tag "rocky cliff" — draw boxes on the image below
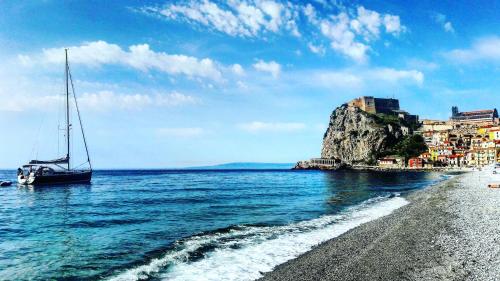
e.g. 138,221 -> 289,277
320,104 -> 410,165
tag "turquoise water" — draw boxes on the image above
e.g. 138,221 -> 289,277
0,170 -> 447,280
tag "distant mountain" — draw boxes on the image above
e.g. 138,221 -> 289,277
186,162 -> 294,170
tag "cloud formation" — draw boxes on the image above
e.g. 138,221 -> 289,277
231,63 -> 245,75
317,6 -> 404,62
307,43 -> 326,55
432,13 -> 455,33
0,90 -> 198,112
79,91 -> 199,110
253,59 -> 281,78
300,67 -> 424,90
143,1 -> 405,62
22,41 -> 223,81
445,36 -> 500,63
145,0 -> 300,38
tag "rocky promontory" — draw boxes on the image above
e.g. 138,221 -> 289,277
295,104 -> 412,169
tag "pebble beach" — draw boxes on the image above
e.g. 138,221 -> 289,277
261,169 -> 500,281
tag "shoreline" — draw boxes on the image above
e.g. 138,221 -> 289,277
293,164 -> 472,172
260,170 -> 500,281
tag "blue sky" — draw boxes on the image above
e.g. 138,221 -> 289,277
0,0 -> 499,168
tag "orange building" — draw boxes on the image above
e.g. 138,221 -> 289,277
408,157 -> 423,168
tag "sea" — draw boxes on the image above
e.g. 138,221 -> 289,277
0,169 -> 449,281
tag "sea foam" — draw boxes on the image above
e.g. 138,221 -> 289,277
108,196 -> 408,281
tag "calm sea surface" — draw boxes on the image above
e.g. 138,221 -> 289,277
0,169 -> 448,280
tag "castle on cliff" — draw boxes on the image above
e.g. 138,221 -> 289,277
347,96 -> 419,125
295,96 -> 500,170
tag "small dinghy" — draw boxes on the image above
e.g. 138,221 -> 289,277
0,181 -> 12,187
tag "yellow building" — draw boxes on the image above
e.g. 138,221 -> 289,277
428,146 -> 439,161
489,130 -> 500,141
478,127 -> 489,135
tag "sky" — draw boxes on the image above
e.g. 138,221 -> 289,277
0,0 -> 499,168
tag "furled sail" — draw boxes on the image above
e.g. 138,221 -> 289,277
29,157 -> 69,165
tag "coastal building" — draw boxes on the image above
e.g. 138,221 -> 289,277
477,125 -> 497,135
489,129 -> 500,141
421,120 -> 453,132
471,136 -> 486,149
408,157 -> 423,169
428,146 -> 439,161
418,152 -> 432,161
377,156 -> 404,168
450,106 -> 499,124
467,141 -> 497,166
448,154 -> 465,167
436,145 -> 453,157
434,132 -> 449,145
308,158 -> 341,167
437,155 -> 448,164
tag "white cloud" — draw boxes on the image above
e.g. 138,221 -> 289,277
307,43 -> 326,55
320,13 -> 369,62
355,6 -> 382,40
79,91 -> 199,110
317,6 -> 404,62
143,2 -> 405,62
238,121 -> 306,133
146,0 -> 300,38
383,14 -> 404,34
367,68 -> 424,85
303,3 -> 318,25
432,13 -> 454,33
0,90 -> 198,112
156,127 -> 205,137
443,22 -> 454,33
231,63 -> 245,75
25,41 -> 223,81
301,67 -> 424,90
253,59 -> 281,78
444,36 -> 500,63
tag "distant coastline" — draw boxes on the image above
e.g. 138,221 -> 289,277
185,162 -> 295,170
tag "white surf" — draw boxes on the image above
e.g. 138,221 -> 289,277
109,196 -> 409,281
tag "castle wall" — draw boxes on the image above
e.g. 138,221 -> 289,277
374,98 -> 400,114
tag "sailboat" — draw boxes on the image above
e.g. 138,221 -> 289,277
17,49 -> 92,185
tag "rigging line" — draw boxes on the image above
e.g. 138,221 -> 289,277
29,114 -> 46,163
73,161 -> 90,170
65,50 -> 70,171
68,64 -> 92,171
58,63 -> 65,156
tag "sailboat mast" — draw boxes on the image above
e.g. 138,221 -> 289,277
65,49 -> 70,170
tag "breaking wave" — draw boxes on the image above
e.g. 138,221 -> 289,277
108,196 -> 409,281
